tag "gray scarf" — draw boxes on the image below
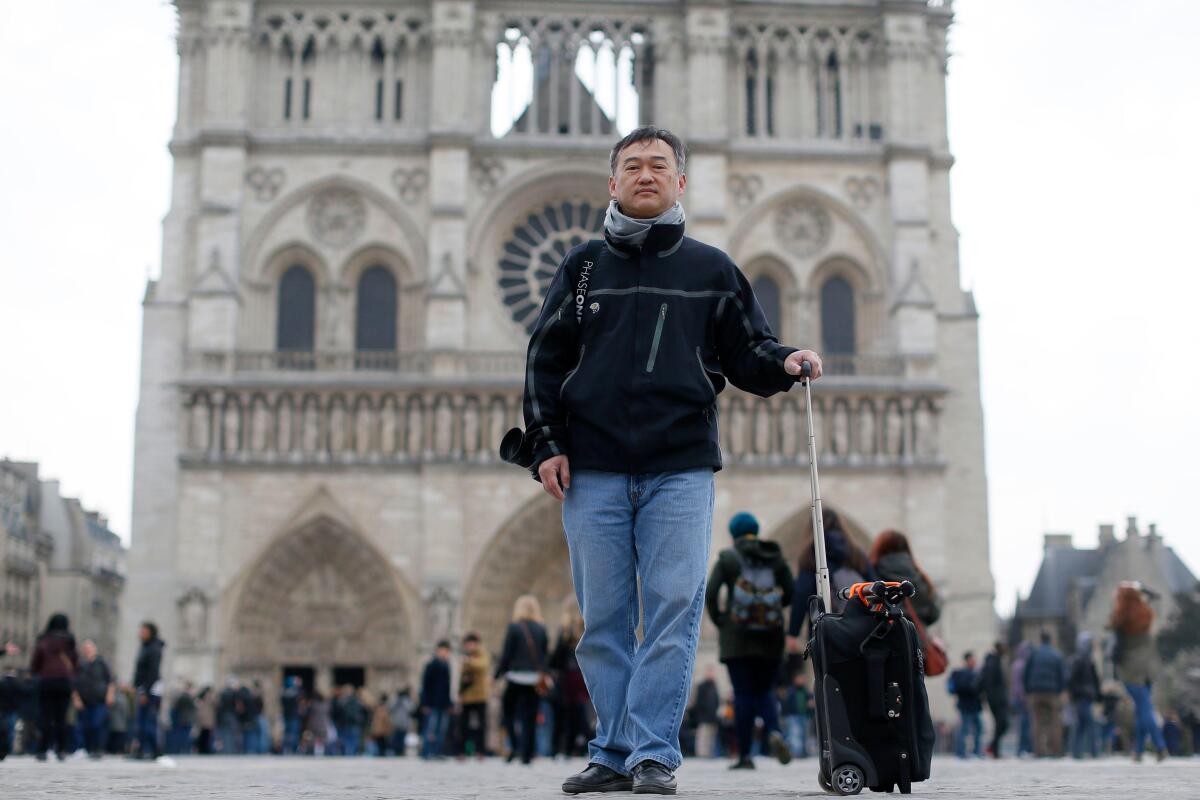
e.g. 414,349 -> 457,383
603,200 -> 686,248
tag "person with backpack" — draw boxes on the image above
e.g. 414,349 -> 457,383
705,512 -> 794,769
786,510 -> 876,648
947,651 -> 984,758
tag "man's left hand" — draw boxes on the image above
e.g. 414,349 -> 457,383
784,349 -> 824,380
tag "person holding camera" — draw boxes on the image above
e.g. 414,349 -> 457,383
508,126 -> 823,794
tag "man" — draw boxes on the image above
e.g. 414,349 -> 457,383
690,667 -> 720,759
979,641 -> 1008,758
1023,631 -> 1066,758
948,652 -> 984,759
784,672 -> 812,759
280,676 -> 302,755
217,678 -> 241,754
513,126 -> 823,795
458,633 -> 492,758
132,621 -> 164,759
73,639 -> 114,758
1067,632 -> 1101,759
168,679 -> 196,754
705,511 -> 794,769
419,641 -> 453,759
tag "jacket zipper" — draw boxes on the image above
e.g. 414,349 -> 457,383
695,346 -> 716,400
560,345 -> 587,399
645,303 -> 668,373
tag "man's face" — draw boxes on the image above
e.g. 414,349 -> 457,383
81,640 -> 97,661
463,639 -> 477,654
966,655 -> 977,670
437,646 -> 451,661
139,626 -> 150,643
608,138 -> 686,220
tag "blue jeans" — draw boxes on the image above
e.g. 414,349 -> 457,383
1124,682 -> 1167,755
956,710 -> 983,758
78,703 -> 109,754
786,714 -> 810,758
421,709 -> 449,758
1072,699 -> 1098,758
137,695 -> 160,757
283,717 -> 301,754
563,468 -> 714,773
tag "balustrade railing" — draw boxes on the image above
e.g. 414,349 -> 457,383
181,383 -> 944,469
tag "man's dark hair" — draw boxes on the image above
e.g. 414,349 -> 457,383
963,650 -> 974,662
463,632 -> 480,644
436,639 -> 452,650
609,126 -> 686,176
141,621 -> 158,640
1040,630 -> 1052,645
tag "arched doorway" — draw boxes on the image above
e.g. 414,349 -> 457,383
226,513 -> 414,696
764,505 -> 874,572
461,494 -> 575,654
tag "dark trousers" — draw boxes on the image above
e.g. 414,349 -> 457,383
79,702 -> 109,754
504,684 -> 539,764
726,657 -> 781,760
554,700 -> 589,757
196,728 -> 213,754
988,701 -> 1009,758
390,727 -> 408,756
460,702 -> 487,756
38,677 -> 73,756
137,694 -> 160,757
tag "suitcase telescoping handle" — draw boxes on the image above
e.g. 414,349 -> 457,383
800,360 -> 833,615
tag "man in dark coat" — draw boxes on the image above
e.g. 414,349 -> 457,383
73,639 -> 114,757
419,642 -> 452,759
132,622 -> 164,759
1067,632 -> 1101,759
979,641 -> 1009,758
690,668 -> 720,758
705,511 -> 794,769
1023,631 -> 1066,758
948,651 -> 984,758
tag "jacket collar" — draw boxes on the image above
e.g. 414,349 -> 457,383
603,220 -> 686,259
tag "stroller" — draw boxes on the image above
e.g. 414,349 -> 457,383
798,362 -> 935,795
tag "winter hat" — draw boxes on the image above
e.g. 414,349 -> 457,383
728,512 -> 759,539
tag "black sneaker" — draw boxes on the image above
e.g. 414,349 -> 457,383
631,760 -> 677,795
562,763 -> 634,794
728,757 -> 755,770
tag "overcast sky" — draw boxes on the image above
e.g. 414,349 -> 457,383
0,1 -> 1195,615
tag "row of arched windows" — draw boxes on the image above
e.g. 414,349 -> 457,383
752,274 -> 857,355
276,264 -> 857,357
277,265 -> 399,352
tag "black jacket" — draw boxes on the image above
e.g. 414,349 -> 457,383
75,657 -> 112,706
133,638 -> 164,693
705,537 -> 794,662
420,659 -> 452,710
979,652 -> 1008,709
521,223 -> 800,477
495,621 -> 549,678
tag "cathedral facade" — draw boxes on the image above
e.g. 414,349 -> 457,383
123,0 -> 990,708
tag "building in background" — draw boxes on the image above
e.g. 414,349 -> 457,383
1013,516 -> 1197,651
2,460 -> 126,667
124,0 -> 991,715
39,481 -> 126,661
0,460 -> 54,662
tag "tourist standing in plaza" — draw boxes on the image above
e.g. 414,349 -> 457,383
1110,583 -> 1168,762
1067,632 -> 1102,758
420,641 -> 453,759
690,667 -> 720,759
194,685 -> 216,754
549,598 -> 590,759
979,641 -> 1009,758
72,638 -> 114,758
458,633 -> 492,758
280,676 -> 302,754
389,687 -> 413,756
369,693 -> 394,756
1009,641 -> 1034,757
1023,631 -> 1066,758
132,622 -> 165,759
705,511 -> 794,770
948,651 -> 984,758
512,126 -> 822,794
30,613 -> 77,760
494,595 -> 549,766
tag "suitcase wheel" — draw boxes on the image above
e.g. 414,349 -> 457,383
831,764 -> 865,796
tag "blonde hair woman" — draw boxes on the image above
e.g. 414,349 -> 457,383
495,594 -> 550,764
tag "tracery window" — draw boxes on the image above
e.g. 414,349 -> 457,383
355,266 -> 398,351
820,276 -> 856,355
277,265 -> 316,352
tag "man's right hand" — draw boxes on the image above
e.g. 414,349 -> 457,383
538,455 -> 571,502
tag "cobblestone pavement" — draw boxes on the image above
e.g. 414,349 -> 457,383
1,754 -> 1196,799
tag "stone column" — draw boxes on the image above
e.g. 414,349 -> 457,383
684,4 -> 732,249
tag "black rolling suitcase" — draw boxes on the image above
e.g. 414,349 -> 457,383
798,363 -> 935,795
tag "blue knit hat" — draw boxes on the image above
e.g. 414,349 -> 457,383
728,512 -> 759,538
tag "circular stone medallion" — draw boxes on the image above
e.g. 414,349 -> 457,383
307,187 -> 367,248
774,200 -> 832,257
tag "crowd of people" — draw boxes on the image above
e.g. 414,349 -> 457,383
3,515 -> 1194,767
944,581 -> 1199,762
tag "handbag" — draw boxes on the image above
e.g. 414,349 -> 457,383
904,598 -> 948,677
519,623 -> 554,697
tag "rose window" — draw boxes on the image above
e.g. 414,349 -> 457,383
499,198 -> 607,333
